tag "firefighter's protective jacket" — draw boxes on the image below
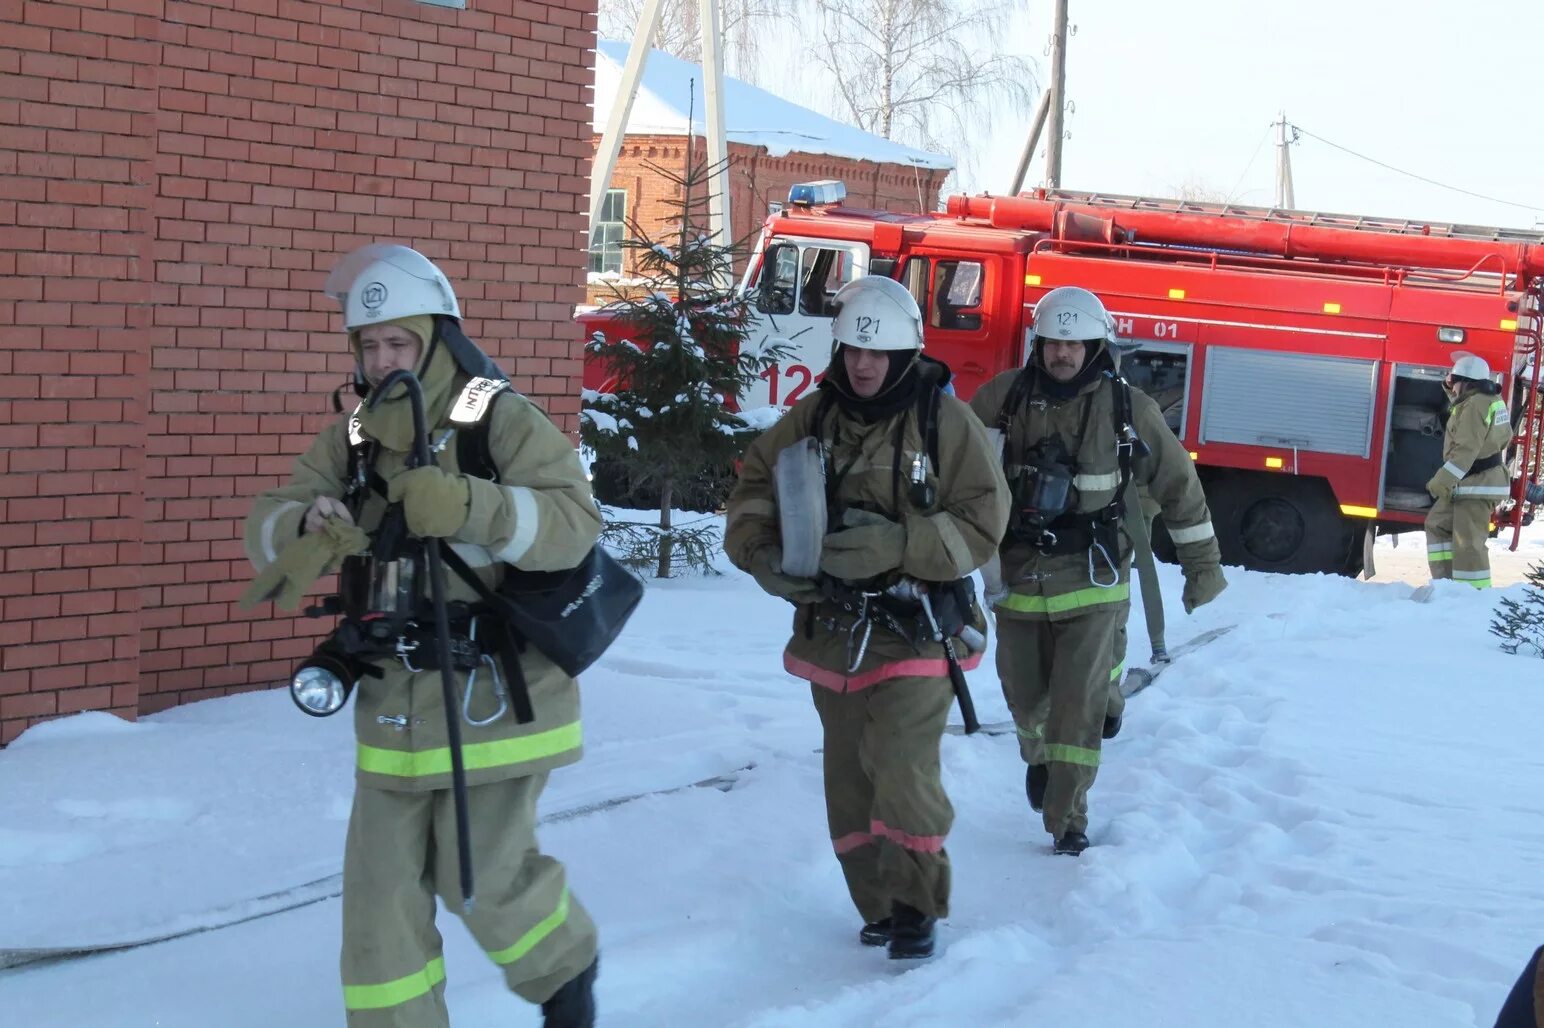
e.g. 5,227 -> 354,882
1428,391 -> 1512,501
244,380 -> 601,792
725,384 -> 1009,691
970,369 -> 1220,620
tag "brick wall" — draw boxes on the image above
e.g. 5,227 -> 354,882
0,0 -> 599,745
586,134 -> 950,303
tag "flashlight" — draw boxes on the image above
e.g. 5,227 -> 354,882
290,652 -> 358,717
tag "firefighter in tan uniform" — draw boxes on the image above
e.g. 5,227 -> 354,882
243,246 -> 600,1027
1426,353 -> 1513,587
970,286 -> 1224,855
725,276 -> 1009,960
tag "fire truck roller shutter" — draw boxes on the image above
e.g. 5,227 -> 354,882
1152,469 -> 1362,577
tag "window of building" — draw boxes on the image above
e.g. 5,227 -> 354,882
588,189 -> 626,275
417,0 -> 466,8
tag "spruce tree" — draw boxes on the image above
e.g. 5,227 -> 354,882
581,148 -> 789,578
1490,559 -> 1544,656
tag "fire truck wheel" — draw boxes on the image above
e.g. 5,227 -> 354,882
1217,473 -> 1358,576
1161,471 -> 1360,577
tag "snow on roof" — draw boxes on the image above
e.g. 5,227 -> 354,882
592,40 -> 954,172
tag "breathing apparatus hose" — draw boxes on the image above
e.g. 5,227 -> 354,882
370,369 -> 476,910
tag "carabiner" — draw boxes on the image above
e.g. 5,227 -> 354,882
1088,540 -> 1120,589
460,616 -> 509,727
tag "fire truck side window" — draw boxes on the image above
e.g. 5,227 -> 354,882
799,248 -> 854,317
755,244 -> 798,315
931,260 -> 984,331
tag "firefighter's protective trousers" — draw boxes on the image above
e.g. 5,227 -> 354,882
996,604 -> 1125,838
812,675 -> 955,922
340,772 -> 597,1027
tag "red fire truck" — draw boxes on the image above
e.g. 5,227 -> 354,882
582,182 -> 1544,576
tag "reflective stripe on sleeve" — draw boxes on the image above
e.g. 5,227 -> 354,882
343,957 -> 446,1012
492,485 -> 540,564
1167,520 -> 1216,545
1441,461 -> 1468,480
446,542 -> 497,568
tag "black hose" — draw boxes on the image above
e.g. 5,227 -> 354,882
370,369 -> 476,909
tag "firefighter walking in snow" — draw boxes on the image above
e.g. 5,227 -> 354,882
1426,353 -> 1513,587
725,276 -> 1009,959
243,245 -> 600,1027
970,286 -> 1224,856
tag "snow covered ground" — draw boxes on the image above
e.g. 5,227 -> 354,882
3,524 -> 1542,1027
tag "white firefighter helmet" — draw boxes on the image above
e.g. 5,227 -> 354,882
1449,353 -> 1493,382
324,243 -> 460,330
831,276 -> 924,351
1031,285 -> 1116,343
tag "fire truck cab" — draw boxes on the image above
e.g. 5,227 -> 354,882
732,182 -> 1544,577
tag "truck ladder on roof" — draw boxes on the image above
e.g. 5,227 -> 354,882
1038,189 -> 1544,247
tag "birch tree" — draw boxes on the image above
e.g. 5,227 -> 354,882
813,0 -> 1035,170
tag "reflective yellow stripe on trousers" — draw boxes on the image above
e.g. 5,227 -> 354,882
996,581 -> 1131,615
357,722 -> 583,779
488,888 -> 570,965
344,957 -> 446,1012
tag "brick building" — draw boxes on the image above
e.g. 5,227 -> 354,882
585,40 -> 952,303
0,0 -> 597,745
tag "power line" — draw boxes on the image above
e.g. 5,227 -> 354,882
1292,123 -> 1544,217
1227,123 -> 1273,202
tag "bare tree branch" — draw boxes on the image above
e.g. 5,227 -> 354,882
598,0 -> 798,83
813,0 -> 1036,179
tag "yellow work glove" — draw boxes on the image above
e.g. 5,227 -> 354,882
818,518 -> 906,583
750,549 -> 825,606
1426,466 -> 1460,502
1181,564 -> 1227,614
241,517 -> 370,611
387,466 -> 471,539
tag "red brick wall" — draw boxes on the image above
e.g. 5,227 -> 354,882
586,134 -> 950,302
0,0 -> 598,745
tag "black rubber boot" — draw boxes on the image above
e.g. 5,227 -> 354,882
1053,830 -> 1089,856
886,902 -> 936,960
1102,712 -> 1123,739
541,955 -> 598,1028
859,917 -> 891,947
1026,764 -> 1048,813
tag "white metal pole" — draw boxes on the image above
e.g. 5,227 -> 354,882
698,0 -> 731,260
589,0 -> 668,237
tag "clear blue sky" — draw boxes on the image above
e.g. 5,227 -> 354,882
962,0 -> 1544,228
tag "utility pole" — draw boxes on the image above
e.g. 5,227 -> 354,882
1044,0 -> 1069,189
1273,112 -> 1297,209
1009,90 -> 1053,195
